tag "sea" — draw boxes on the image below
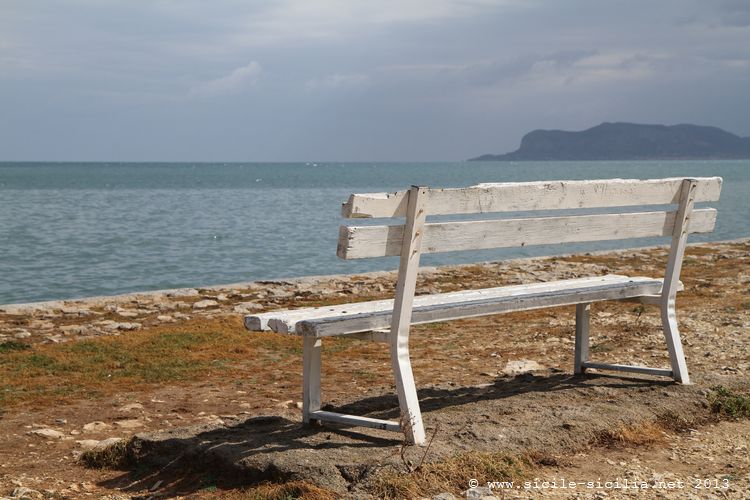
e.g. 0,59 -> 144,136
0,161 -> 748,305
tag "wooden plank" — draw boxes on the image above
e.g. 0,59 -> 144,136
388,186 -> 428,445
302,337 -> 322,423
660,178 -> 697,384
574,303 -> 590,374
581,362 -> 673,378
246,275 -> 648,334
338,208 -> 718,259
297,276 -> 667,337
308,410 -> 401,432
341,177 -> 723,218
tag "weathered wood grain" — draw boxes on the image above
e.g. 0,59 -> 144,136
295,276 -> 667,337
245,275 -> 660,334
338,208 -> 717,259
341,177 -> 722,218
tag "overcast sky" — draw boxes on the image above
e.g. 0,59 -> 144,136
1,0 -> 749,161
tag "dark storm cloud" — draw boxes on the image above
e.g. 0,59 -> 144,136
0,0 -> 748,161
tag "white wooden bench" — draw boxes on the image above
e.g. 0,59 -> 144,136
245,177 -> 722,445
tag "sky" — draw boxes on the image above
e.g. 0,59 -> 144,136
1,0 -> 749,162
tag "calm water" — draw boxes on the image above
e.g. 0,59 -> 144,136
0,161 -> 748,305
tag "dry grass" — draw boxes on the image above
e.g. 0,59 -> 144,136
372,452 -> 530,498
222,481 -> 336,500
0,317 -> 300,409
592,421 -> 666,448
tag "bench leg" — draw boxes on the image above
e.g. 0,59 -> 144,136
303,337 -> 322,423
661,298 -> 690,384
574,303 -> 591,374
390,336 -> 426,446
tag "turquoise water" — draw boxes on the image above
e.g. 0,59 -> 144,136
0,161 -> 747,305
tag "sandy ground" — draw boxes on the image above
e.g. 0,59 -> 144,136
0,240 -> 748,499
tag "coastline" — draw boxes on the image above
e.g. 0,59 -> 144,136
1,237 -> 747,345
4,236 -> 748,313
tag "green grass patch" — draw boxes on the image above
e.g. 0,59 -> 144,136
0,341 -> 31,354
709,386 -> 750,419
0,325 -> 257,408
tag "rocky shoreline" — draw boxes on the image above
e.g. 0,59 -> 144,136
3,238 -> 747,347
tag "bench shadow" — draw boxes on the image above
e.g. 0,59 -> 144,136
97,372 -> 671,495
333,371 -> 673,420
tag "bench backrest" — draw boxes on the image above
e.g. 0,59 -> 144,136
337,177 -> 722,259
337,177 -> 721,335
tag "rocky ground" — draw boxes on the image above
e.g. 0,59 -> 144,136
0,240 -> 748,499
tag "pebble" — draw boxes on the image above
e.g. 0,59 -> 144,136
114,419 -> 143,429
76,439 -> 103,450
233,302 -> 264,313
100,321 -> 141,331
433,493 -> 458,500
193,299 -> 219,309
502,359 -> 544,376
462,486 -> 495,499
28,428 -> 64,439
13,330 -> 31,339
97,437 -> 125,448
59,324 -> 86,335
82,421 -> 111,433
10,487 -> 43,499
119,402 -> 144,411
116,309 -> 140,318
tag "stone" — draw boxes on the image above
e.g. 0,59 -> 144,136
96,437 -> 125,448
60,305 -> 94,317
10,487 -> 43,499
233,302 -> 264,313
27,320 -> 54,330
462,486 -> 495,499
28,428 -> 64,439
114,419 -> 143,429
502,359 -> 544,376
156,315 -> 174,322
59,324 -> 86,335
83,421 -> 111,433
101,322 -> 141,332
116,309 -> 140,318
433,493 -> 458,500
119,403 -> 144,412
13,330 -> 31,339
76,439 -> 103,450
166,288 -> 200,298
193,300 -> 219,309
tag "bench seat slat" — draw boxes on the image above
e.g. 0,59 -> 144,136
245,275 -> 676,337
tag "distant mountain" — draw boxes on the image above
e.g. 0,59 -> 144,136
470,122 -> 750,161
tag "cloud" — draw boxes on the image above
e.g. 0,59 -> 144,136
305,73 -> 370,90
189,61 -> 263,96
